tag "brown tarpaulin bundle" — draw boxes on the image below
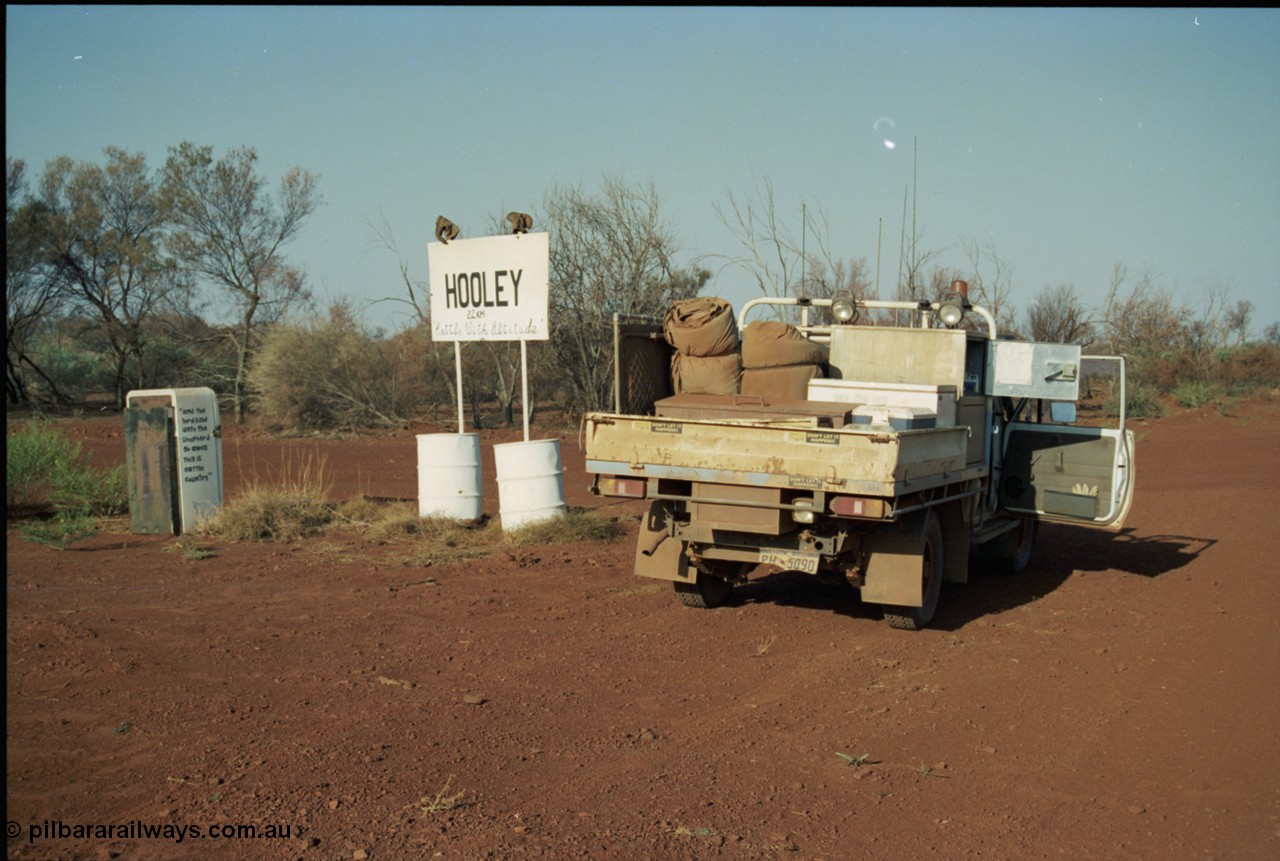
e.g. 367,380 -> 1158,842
665,297 -> 742,395
671,353 -> 743,396
663,297 -> 740,358
740,364 -> 825,400
741,320 -> 829,369
738,320 -> 826,399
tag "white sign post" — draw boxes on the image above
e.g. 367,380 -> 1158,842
428,232 -> 549,440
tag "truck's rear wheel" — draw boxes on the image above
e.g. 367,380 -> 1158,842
883,512 -> 943,630
673,571 -> 733,609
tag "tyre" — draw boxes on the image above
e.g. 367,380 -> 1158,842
998,518 -> 1036,575
977,518 -> 1037,575
673,570 -> 733,609
883,511 -> 944,631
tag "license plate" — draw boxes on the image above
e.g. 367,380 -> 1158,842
759,549 -> 821,574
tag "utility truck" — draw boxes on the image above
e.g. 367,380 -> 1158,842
584,287 -> 1135,629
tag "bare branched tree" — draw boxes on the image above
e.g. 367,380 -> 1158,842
1025,283 -> 1095,346
1225,299 -> 1254,346
1184,280 -> 1235,376
1098,262 -> 1202,386
161,142 -> 321,421
366,213 -> 460,418
715,175 -> 880,328
960,239 -> 1018,337
544,175 -> 707,414
713,175 -> 802,299
800,255 -> 875,324
1100,264 -> 1185,353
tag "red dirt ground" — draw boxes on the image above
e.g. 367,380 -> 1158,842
7,401 -> 1280,860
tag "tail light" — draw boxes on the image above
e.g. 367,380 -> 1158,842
597,477 -> 647,499
830,495 -> 886,519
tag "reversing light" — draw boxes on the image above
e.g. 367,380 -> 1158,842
792,498 -> 816,524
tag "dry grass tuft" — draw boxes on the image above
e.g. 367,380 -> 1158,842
330,496 -> 386,526
196,462 -> 627,568
198,453 -> 335,541
419,775 -> 467,814
503,508 -> 626,546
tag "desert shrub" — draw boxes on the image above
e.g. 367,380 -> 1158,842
249,302 -> 433,431
1211,343 -> 1280,392
6,421 -> 127,514
1132,349 -> 1200,393
8,420 -> 127,549
18,509 -> 102,550
392,508 -> 623,566
1172,381 -> 1222,409
1105,381 -> 1166,419
6,421 -> 69,509
199,487 -> 334,542
332,512 -> 503,566
330,496 -> 387,527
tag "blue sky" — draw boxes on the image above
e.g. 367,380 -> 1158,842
7,7 -> 1280,337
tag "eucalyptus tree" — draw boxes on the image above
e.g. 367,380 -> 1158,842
5,158 -> 64,405
33,148 -> 187,408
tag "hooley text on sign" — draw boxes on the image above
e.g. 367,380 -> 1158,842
428,233 -> 549,342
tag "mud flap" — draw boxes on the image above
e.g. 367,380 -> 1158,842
860,516 -> 928,607
634,502 -> 692,583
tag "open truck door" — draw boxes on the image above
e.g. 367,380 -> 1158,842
1000,355 -> 1136,529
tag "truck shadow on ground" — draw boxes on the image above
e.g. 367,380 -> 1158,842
935,523 -> 1217,631
731,524 -> 1218,630
735,570 -> 871,620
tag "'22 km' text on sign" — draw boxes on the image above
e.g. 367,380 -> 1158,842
427,232 -> 549,342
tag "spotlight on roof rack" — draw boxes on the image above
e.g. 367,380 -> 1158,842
939,280 -> 969,328
831,291 -> 857,324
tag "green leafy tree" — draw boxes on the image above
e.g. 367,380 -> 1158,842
35,148 -> 187,408
161,142 -> 321,422
6,158 -> 66,405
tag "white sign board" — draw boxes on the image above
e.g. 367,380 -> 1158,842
428,232 -> 549,342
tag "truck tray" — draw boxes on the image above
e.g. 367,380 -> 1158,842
585,412 -> 973,497
654,393 -> 854,427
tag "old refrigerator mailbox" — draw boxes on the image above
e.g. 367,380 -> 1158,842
124,388 -> 223,534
